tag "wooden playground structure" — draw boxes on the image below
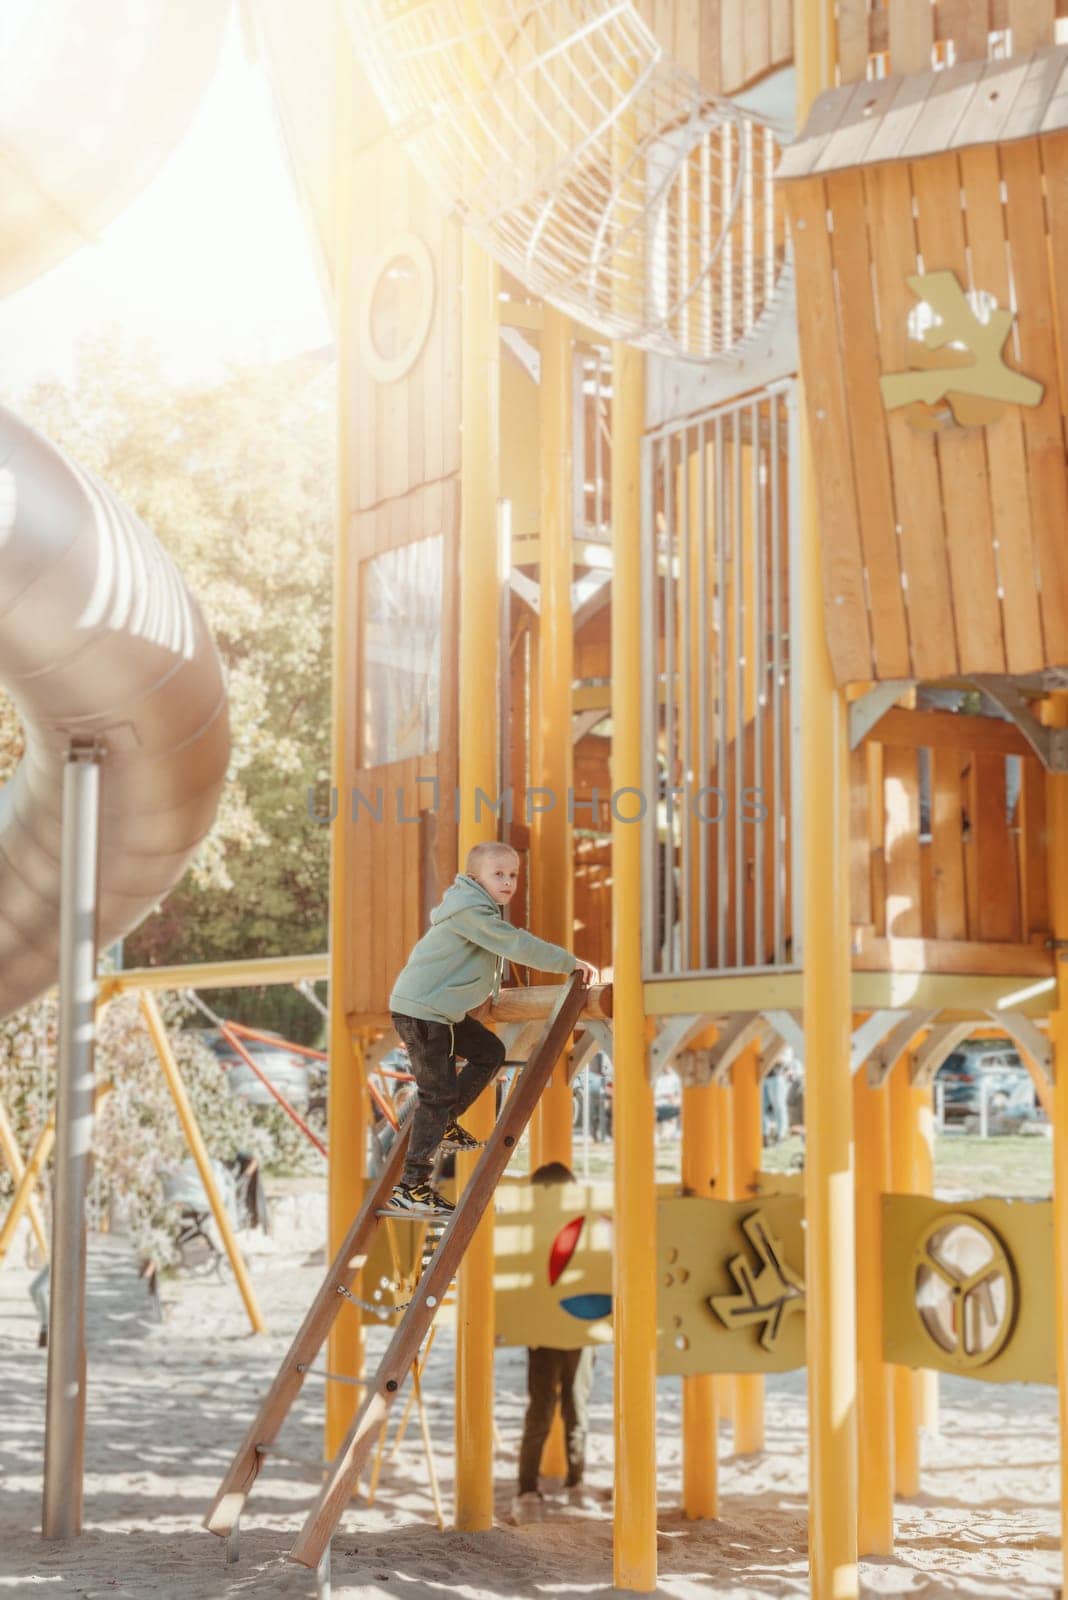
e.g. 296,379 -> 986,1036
7,1 -> 1068,1597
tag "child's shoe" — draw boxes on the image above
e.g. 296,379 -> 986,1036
511,1490 -> 545,1525
385,1182 -> 455,1217
438,1120 -> 486,1153
565,1484 -> 599,1511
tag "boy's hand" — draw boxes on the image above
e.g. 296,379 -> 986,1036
572,960 -> 599,986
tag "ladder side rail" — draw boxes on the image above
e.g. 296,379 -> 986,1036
204,1110 -> 415,1537
289,974 -> 590,1569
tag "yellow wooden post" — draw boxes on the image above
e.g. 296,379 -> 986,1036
454,226 -> 501,1532
853,1066 -> 894,1554
139,991 -> 265,1335
732,1045 -> 765,1454
715,1078 -> 735,1426
531,302 -> 575,1172
795,1 -> 858,1591
681,1075 -> 718,1518
0,1116 -> 55,1270
0,1083 -> 112,1271
888,1055 -> 920,1498
1045,692 -> 1068,1578
326,24 -> 366,1457
0,1097 -> 49,1260
611,336 -> 657,1591
912,1080 -> 939,1438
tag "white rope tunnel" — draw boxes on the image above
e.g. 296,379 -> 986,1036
348,0 -> 791,362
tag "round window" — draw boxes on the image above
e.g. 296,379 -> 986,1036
359,232 -> 435,384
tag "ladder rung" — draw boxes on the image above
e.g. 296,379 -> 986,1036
375,1208 -> 451,1221
256,1444 -> 327,1473
297,1366 -> 368,1389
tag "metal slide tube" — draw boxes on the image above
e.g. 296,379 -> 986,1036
42,746 -> 101,1539
0,406 -> 229,1020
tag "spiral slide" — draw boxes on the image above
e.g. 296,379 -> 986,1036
0,408 -> 230,1018
0,0 -> 234,1017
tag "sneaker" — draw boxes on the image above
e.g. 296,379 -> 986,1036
384,1182 -> 455,1218
438,1120 -> 486,1153
511,1491 -> 545,1525
565,1485 -> 599,1511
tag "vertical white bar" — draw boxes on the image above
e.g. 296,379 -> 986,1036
715,415 -> 728,967
697,421 -> 710,971
640,434 -> 658,978
43,747 -> 101,1540
663,434 -> 676,972
787,383 -> 804,965
770,392 -> 784,966
733,409 -> 745,966
701,133 -> 713,355
679,426 -> 692,970
752,399 -> 765,969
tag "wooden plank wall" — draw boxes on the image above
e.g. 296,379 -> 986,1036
850,709 -> 1052,973
783,57 -> 1068,682
343,122 -> 462,1019
838,0 -> 1062,82
633,0 -> 792,95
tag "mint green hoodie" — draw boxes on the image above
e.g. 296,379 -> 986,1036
389,874 -> 576,1025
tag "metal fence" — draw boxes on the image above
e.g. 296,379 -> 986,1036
641,385 -> 801,978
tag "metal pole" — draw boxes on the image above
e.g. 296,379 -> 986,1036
43,744 -> 101,1539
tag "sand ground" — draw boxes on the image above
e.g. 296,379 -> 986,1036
0,1188 -> 1060,1599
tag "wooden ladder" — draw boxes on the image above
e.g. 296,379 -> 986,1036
204,973 -> 591,1582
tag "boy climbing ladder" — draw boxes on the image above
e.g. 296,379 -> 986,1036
204,970 -> 598,1582
386,841 -> 597,1216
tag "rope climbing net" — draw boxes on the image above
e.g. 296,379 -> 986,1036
347,0 -> 790,361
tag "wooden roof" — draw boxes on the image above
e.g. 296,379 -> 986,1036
778,43 -> 1068,179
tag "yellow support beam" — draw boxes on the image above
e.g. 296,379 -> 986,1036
796,0 -> 858,1591
531,302 -> 576,1175
611,335 -> 657,1592
681,1075 -> 718,1519
326,20 -> 365,1456
854,1068 -> 894,1554
99,952 -> 328,1000
139,992 -> 265,1335
644,971 -> 1054,1020
1045,692 -> 1068,1580
888,1056 -> 921,1498
454,223 -> 501,1531
0,1082 -> 114,1272
731,1046 -> 765,1454
0,1095 -> 49,1261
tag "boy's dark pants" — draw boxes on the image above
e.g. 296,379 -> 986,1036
518,1347 -> 594,1494
391,1012 -> 505,1185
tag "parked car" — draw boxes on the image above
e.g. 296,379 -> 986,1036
935,1044 -> 1035,1127
192,1027 -> 319,1111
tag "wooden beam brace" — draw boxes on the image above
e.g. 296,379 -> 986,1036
849,1010 -> 907,1073
703,1014 -> 766,1084
865,1009 -> 939,1087
848,681 -> 913,749
912,1021 -> 975,1086
970,676 -> 1068,772
647,1014 -> 707,1080
760,1009 -> 806,1062
984,1008 -> 1053,1087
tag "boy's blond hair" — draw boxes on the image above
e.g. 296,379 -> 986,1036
465,840 -> 519,876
